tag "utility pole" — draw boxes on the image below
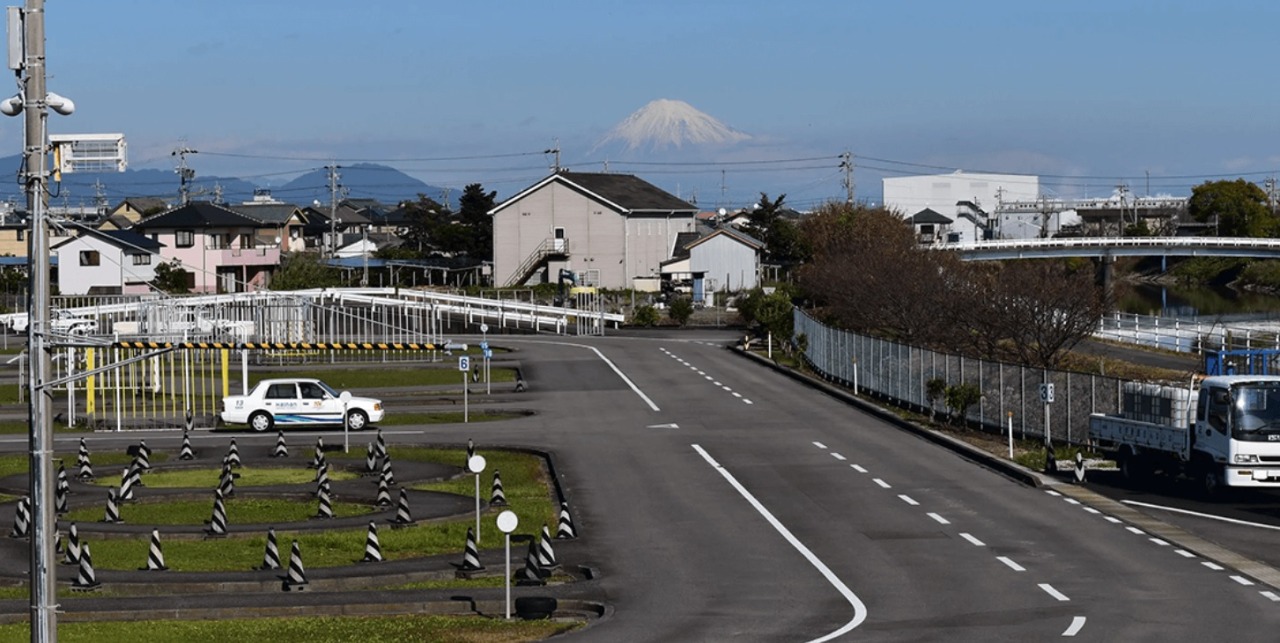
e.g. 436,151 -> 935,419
326,164 -> 341,257
840,151 -> 855,205
16,2 -> 57,639
173,145 -> 197,204
1265,176 -> 1277,214
543,140 -> 561,173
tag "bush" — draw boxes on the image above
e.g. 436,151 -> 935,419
944,383 -> 982,425
632,305 -> 659,327
669,297 -> 694,326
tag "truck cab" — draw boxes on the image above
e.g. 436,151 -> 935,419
1201,376 -> 1280,488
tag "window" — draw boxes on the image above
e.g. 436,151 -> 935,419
175,230 -> 194,248
265,384 -> 297,400
131,254 -> 151,266
240,233 -> 254,249
79,250 -> 100,266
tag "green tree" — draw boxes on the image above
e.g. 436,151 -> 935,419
632,304 -> 659,327
398,195 -> 451,256
269,252 -> 343,290
456,183 -> 496,260
669,297 -> 694,326
1188,179 -> 1273,237
151,261 -> 190,294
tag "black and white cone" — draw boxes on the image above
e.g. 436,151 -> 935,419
62,523 -> 80,565
490,469 -> 507,506
9,495 -> 30,538
360,521 -> 383,563
375,429 -> 387,461
218,463 -> 236,498
72,541 -> 101,591
205,489 -> 228,536
310,437 -> 324,469
102,488 -> 121,524
179,431 -> 195,460
514,540 -> 545,585
381,454 -> 395,487
76,438 -> 93,480
537,523 -> 559,570
226,439 -> 242,469
458,527 -> 484,571
391,488 -> 412,526
129,457 -> 145,489
465,438 -> 475,466
556,501 -> 577,540
258,527 -> 282,570
375,473 -> 392,507
119,465 -> 138,501
136,440 -> 152,471
143,529 -> 168,571
185,408 -> 194,433
1074,452 -> 1086,484
314,462 -> 330,495
55,480 -> 68,515
281,540 -> 307,591
271,430 -> 288,458
315,484 -> 333,519
364,441 -> 378,475
57,461 -> 71,496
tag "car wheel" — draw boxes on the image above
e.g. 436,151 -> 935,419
346,409 -> 369,431
249,411 -> 274,433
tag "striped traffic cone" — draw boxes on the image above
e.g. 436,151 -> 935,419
281,540 -> 307,591
310,437 -> 324,469
218,463 -> 236,498
556,501 -> 577,540
179,430 -> 195,460
205,489 -> 227,536
55,480 -> 67,515
57,461 -> 70,495
136,440 -> 152,471
62,522 -> 80,565
102,488 -> 121,524
465,438 -> 475,466
364,441 -> 378,476
119,467 -> 136,502
375,473 -> 392,507
226,439 -> 241,469
1074,451 -> 1087,484
258,527 -> 281,570
359,521 -> 383,563
76,438 -> 93,480
54,529 -> 62,555
537,523 -> 559,571
514,540 -> 545,586
375,429 -> 387,461
390,488 -> 412,526
314,484 -> 333,519
490,470 -> 507,506
185,408 -> 194,433
457,527 -> 484,571
130,457 -> 145,488
381,454 -> 395,487
8,496 -> 30,538
72,541 -> 101,591
142,529 -> 168,571
314,462 -> 330,496
271,430 -> 288,458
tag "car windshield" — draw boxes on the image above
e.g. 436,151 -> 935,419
314,381 -> 340,398
1231,383 -> 1280,439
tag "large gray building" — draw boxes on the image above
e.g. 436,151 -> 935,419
489,172 -> 698,289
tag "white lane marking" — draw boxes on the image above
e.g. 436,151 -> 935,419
851,464 -> 868,473
1044,490 -> 1062,497
1261,591 -> 1280,602
1082,507 -> 1100,514
1062,616 -> 1086,637
959,532 -> 985,547
1063,498 -> 1081,505
1122,499 -> 1280,531
1202,561 -> 1224,571
1149,538 -> 1170,546
813,441 -> 828,450
1231,575 -> 1255,586
873,478 -> 891,489
1175,549 -> 1196,558
898,494 -> 918,506
1104,516 -> 1122,524
831,453 -> 847,461
721,386 -> 733,392
1125,527 -> 1145,535
587,345 -> 659,411
996,556 -> 1025,572
927,512 -> 950,525
704,376 -> 714,381
692,444 -> 867,641
744,399 -> 754,405
1039,583 -> 1070,602
713,381 -> 722,386
697,371 -> 705,375
732,392 -> 742,398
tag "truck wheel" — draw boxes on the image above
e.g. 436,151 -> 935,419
1119,452 -> 1147,483
249,411 -> 274,433
1199,465 -> 1222,499
346,409 -> 369,431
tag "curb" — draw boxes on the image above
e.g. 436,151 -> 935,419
732,347 -> 1054,488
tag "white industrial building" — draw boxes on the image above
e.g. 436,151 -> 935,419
883,171 -> 1040,242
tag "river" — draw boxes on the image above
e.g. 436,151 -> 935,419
1114,283 -> 1280,322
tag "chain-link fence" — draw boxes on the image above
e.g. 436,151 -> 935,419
795,308 -> 1132,445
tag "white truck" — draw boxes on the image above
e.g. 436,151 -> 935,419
1089,375 -> 1280,495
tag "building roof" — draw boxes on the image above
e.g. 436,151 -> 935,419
112,197 -> 170,215
910,208 -> 953,225
225,203 -> 303,225
684,226 -> 765,252
490,171 -> 698,216
133,201 -> 275,230
53,227 -> 163,253
670,231 -> 701,261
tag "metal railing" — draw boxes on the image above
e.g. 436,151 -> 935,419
1094,311 -> 1280,354
505,237 -> 568,287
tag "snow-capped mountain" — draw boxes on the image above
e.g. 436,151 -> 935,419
591,99 -> 750,153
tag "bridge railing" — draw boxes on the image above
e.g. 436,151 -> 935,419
795,308 -> 1131,447
1094,311 -> 1280,355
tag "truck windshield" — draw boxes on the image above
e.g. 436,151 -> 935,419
1231,383 -> 1280,440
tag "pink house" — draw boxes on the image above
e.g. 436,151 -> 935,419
132,201 -> 281,293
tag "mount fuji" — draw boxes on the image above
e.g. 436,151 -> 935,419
590,99 -> 750,154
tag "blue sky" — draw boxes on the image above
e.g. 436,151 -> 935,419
23,0 -> 1280,208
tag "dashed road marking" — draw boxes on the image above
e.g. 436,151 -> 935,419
851,464 -> 867,473
1063,498 -> 1080,505
1261,591 -> 1280,602
732,392 -> 742,398
898,494 -> 918,506
1082,507 -> 1100,514
996,556 -> 1025,572
1125,526 -> 1145,535
1062,616 -> 1086,637
926,512 -> 950,525
1039,583 -> 1070,602
872,478 -> 891,489
744,399 -> 754,405
1149,538 -> 1170,547
1104,516 -> 1122,524
959,532 -> 985,547
1175,549 -> 1196,558
1230,575 -> 1255,586
831,453 -> 847,461
1044,490 -> 1062,497
1203,561 -> 1224,571
813,442 -> 828,450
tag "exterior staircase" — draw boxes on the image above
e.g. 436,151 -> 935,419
505,237 -> 569,286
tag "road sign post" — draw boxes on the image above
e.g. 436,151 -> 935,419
340,391 -> 352,454
1040,382 -> 1055,473
496,510 -> 518,620
459,356 -> 470,423
468,454 -> 486,546
480,323 -> 491,396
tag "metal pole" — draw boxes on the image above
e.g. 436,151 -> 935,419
22,2 -> 57,639
505,532 -> 512,619
474,472 -> 481,546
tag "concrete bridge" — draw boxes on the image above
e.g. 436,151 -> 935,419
935,236 -> 1280,261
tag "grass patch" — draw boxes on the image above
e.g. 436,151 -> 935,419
62,496 -> 376,528
0,451 -> 163,480
406,447 -> 558,530
0,615 -> 578,642
251,367 -> 516,390
85,465 -> 359,489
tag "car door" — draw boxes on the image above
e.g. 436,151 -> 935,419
263,382 -> 302,422
299,381 -> 340,424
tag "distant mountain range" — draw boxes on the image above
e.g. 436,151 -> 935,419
590,98 -> 751,155
0,156 -> 458,211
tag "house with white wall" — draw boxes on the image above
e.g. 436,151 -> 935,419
883,171 -> 1039,242
131,201 -> 281,293
53,228 -> 162,295
687,227 -> 763,295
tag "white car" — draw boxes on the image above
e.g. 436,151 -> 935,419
220,378 -> 384,432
